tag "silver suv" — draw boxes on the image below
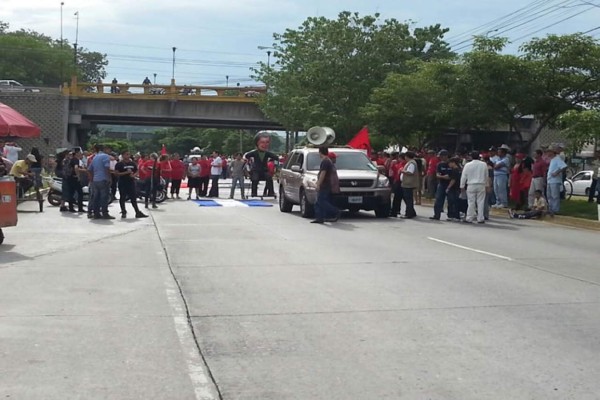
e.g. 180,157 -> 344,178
278,147 -> 391,218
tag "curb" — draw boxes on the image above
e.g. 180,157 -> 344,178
419,198 -> 600,232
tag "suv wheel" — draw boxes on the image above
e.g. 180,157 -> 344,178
279,186 -> 293,213
299,189 -> 314,218
374,203 -> 391,218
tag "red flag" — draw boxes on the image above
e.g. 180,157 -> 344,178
347,126 -> 372,155
160,144 -> 167,155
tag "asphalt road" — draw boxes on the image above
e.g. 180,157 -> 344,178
1,191 -> 599,400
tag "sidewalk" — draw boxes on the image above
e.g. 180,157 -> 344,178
0,202 -> 208,399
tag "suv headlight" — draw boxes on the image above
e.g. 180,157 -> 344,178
376,176 -> 389,187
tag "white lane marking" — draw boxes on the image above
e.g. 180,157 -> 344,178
160,268 -> 219,400
427,237 -> 513,261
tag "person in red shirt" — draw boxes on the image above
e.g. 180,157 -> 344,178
198,155 -> 211,197
390,153 -> 407,217
159,154 -> 172,198
141,153 -> 161,209
425,150 -> 439,199
169,153 -> 185,199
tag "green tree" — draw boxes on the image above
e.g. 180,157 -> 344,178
253,12 -> 453,140
558,109 -> 600,152
361,61 -> 452,146
519,34 -> 600,148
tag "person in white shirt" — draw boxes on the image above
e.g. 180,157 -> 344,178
208,151 -> 223,198
3,141 -> 22,163
460,151 -> 490,224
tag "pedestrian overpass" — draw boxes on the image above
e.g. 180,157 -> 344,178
63,77 -> 281,135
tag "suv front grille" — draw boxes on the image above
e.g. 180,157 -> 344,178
339,179 -> 374,188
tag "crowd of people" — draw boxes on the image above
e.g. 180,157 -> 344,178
3,135 -> 599,225
374,143 -> 597,223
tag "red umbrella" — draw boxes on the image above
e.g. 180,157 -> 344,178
0,102 -> 41,138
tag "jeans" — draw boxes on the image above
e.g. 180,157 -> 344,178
144,177 -> 158,206
67,177 -> 83,209
91,180 -> 110,216
426,175 -> 437,198
447,190 -> 460,219
315,188 -> 339,221
433,184 -> 447,218
466,184 -> 486,222
402,186 -> 416,217
31,167 -> 42,189
547,183 -> 561,214
230,176 -> 245,198
263,176 -> 275,197
493,174 -> 508,206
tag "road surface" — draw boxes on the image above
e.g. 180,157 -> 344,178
1,193 -> 599,399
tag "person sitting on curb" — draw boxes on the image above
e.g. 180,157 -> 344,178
509,190 -> 547,219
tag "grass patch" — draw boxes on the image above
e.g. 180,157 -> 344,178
560,199 -> 599,220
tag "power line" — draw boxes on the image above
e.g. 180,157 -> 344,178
510,6 -> 596,42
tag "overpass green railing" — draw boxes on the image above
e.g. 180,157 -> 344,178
62,76 -> 265,103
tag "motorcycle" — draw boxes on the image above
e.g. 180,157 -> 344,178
46,177 -> 115,206
47,177 -> 90,206
134,177 -> 167,204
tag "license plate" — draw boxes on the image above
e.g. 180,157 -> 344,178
348,196 -> 363,204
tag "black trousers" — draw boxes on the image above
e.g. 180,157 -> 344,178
67,177 -> 84,209
262,176 -> 275,197
119,182 -> 141,214
391,182 -> 404,216
144,178 -> 158,206
171,179 -> 182,195
199,177 -> 210,196
403,187 -> 416,217
208,175 -> 219,197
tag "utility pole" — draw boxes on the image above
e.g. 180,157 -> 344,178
73,11 -> 79,70
171,47 -> 177,84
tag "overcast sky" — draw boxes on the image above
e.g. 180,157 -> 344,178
2,0 -> 599,87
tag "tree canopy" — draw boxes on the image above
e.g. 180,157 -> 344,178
361,33 -> 600,149
253,12 -> 453,141
0,21 -> 108,86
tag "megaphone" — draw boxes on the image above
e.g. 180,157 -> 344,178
306,126 -> 336,146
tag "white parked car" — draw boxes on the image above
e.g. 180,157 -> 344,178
564,170 -> 595,196
0,80 -> 41,93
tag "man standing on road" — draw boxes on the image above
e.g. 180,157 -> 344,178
430,150 -> 450,220
87,144 -> 115,220
115,150 -> 147,219
400,151 -> 418,219
208,151 -> 222,198
460,151 -> 489,224
546,146 -> 567,215
529,149 -> 548,208
311,146 -> 340,224
491,146 -> 510,208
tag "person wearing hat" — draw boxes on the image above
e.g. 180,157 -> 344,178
546,146 -> 567,215
9,153 -> 37,195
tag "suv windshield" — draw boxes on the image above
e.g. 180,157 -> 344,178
306,152 -> 377,171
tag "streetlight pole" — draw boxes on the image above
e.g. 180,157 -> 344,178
267,51 -> 271,69
73,11 -> 79,70
226,75 -> 229,87
153,73 -> 156,84
171,47 -> 177,84
60,2 -> 64,47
